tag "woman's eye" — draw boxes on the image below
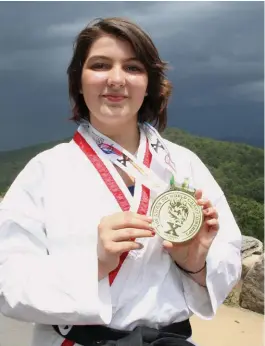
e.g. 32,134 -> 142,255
89,63 -> 144,73
126,65 -> 142,72
91,63 -> 108,70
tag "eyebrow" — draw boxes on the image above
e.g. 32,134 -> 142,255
87,55 -> 141,63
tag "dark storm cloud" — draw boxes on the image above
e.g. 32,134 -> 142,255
0,1 -> 263,150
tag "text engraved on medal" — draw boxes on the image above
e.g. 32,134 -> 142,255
151,190 -> 203,243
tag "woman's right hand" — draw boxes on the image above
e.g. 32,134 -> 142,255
97,211 -> 155,280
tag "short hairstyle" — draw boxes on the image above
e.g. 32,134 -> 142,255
67,17 -> 172,132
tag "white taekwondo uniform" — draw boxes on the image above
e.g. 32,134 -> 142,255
0,123 -> 242,346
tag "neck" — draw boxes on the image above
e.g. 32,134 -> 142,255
90,117 -> 140,154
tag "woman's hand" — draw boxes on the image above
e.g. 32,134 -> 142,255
163,189 -> 219,275
97,211 -> 154,280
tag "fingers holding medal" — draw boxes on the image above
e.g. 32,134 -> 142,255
97,211 -> 154,277
196,191 -> 219,234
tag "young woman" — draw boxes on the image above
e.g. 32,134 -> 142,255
0,18 -> 242,346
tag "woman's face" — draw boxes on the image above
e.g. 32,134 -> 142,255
80,34 -> 148,127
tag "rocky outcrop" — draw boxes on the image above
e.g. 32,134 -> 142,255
239,254 -> 264,314
242,254 -> 260,279
224,235 -> 264,314
241,236 -> 263,259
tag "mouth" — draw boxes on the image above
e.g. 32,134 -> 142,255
102,94 -> 128,102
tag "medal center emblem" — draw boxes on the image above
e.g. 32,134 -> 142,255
150,189 -> 203,243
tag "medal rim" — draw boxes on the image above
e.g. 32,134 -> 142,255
150,187 -> 203,243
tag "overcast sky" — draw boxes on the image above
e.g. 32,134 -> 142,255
0,1 -> 263,151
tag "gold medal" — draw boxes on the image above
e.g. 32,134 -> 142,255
150,179 -> 203,243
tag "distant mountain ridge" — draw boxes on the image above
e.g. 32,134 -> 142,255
167,103 -> 264,150
0,127 -> 263,241
217,136 -> 264,149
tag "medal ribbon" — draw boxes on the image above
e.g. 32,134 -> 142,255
86,123 -> 169,192
142,122 -> 177,177
73,130 -> 152,285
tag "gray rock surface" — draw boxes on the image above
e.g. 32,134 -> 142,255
241,235 -> 263,259
241,254 -> 260,279
240,253 -> 264,314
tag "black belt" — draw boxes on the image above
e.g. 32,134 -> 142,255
53,319 -> 193,346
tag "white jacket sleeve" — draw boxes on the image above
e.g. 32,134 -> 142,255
0,157 -> 112,325
179,151 -> 242,319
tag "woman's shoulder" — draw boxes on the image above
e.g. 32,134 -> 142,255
12,141 -> 76,184
29,140 -> 75,166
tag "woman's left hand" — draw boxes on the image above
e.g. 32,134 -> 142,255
163,189 -> 219,273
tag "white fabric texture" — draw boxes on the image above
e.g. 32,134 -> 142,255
0,131 -> 242,346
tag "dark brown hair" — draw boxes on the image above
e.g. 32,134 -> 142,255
67,17 -> 172,132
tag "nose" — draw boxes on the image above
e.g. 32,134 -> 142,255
107,65 -> 125,88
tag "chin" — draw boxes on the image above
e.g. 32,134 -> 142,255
99,108 -> 136,124
90,105 -> 138,129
